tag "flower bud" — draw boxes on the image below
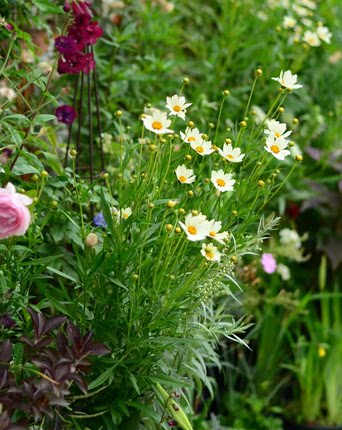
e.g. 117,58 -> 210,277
51,200 -> 58,208
296,154 -> 303,162
223,89 -> 230,96
185,154 -> 192,161
149,144 -> 157,151
148,202 -> 155,209
188,121 -> 195,128
187,190 -> 194,197
192,210 -> 198,216
231,255 -> 238,263
175,227 -> 181,234
31,174 -> 39,182
232,210 -> 238,216
255,68 -> 263,76
258,180 -> 265,187
293,118 -> 299,125
167,200 -> 177,208
278,107 -> 285,113
86,233 -> 98,248
225,138 -> 232,144
102,172 -> 109,179
41,170 -> 48,178
183,77 -> 190,84
178,208 -> 185,214
69,149 -> 77,157
240,120 -> 247,127
133,274 -> 139,280
208,122 -> 215,129
38,61 -> 52,75
115,110 -> 123,117
166,224 -> 173,232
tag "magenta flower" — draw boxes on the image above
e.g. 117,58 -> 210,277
55,36 -> 78,55
55,105 -> 77,124
261,253 -> 277,274
71,0 -> 93,19
68,17 -> 103,48
57,52 -> 95,75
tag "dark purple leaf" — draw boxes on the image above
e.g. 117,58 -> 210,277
86,341 -> 111,356
69,374 -> 88,394
0,340 -> 12,362
42,316 -> 67,337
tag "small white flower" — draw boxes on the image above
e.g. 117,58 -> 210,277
279,228 -> 301,248
211,170 -> 235,192
142,110 -> 173,135
179,213 -> 210,242
317,26 -> 332,44
0,85 -> 15,101
180,127 -> 202,144
165,95 -> 192,120
111,206 -> 132,221
293,4 -> 312,16
277,263 -> 291,281
264,135 -> 291,160
303,30 -> 321,47
297,0 -> 317,10
283,16 -> 297,29
190,139 -> 214,156
201,243 -> 221,262
272,70 -> 303,90
207,219 -> 229,245
264,119 -> 292,141
175,165 -> 196,184
218,143 -> 245,163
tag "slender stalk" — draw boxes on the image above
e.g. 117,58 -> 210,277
213,94 -> 227,145
76,72 -> 85,171
92,45 -> 105,172
64,74 -> 79,167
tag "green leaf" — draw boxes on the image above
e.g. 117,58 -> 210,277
12,157 -> 39,175
88,366 -> 115,391
33,114 -> 57,125
32,0 -> 64,14
46,266 -> 78,284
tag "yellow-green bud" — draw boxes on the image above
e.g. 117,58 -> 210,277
293,118 -> 299,125
175,227 -> 181,234
160,138 -> 166,144
185,154 -> 192,161
258,180 -> 265,187
251,110 -> 257,115
231,255 -> 238,263
278,107 -> 285,113
19,188 -> 25,194
256,68 -> 263,76
179,208 -> 185,214
201,133 -> 208,140
149,144 -> 157,151
208,122 -> 215,129
188,121 -> 195,128
232,210 -> 238,216
51,200 -> 58,208
166,224 -> 173,232
225,138 -> 232,144
187,190 -> 194,197
32,174 -> 39,182
240,120 -> 247,127
183,77 -> 190,84
41,170 -> 48,178
69,149 -> 77,157
148,202 -> 155,209
102,172 -> 109,180
132,274 -> 139,280
289,141 -> 295,147
223,89 -> 230,96
204,178 -> 210,183
296,154 -> 303,162
115,110 -> 123,117
167,200 -> 177,208
192,210 -> 198,216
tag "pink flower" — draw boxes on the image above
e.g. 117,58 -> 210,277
261,253 -> 277,274
0,183 -> 33,240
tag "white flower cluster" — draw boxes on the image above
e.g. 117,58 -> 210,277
270,0 -> 332,47
179,213 -> 230,262
263,118 -> 292,160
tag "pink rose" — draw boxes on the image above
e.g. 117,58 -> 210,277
0,183 -> 33,240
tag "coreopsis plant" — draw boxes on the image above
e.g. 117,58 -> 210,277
0,3 -> 304,427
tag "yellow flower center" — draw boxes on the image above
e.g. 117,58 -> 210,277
196,146 -> 204,153
123,213 -> 129,219
217,178 -> 226,187
179,175 -> 187,182
152,121 -> 163,130
206,251 -> 214,259
318,347 -> 326,358
275,132 -> 281,138
187,137 -> 196,142
227,154 -> 234,159
173,105 -> 182,112
209,231 -> 216,237
188,226 -> 197,235
271,145 -> 280,154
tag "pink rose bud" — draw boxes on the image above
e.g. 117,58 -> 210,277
0,183 -> 33,240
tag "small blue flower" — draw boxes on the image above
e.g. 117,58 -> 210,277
93,212 -> 107,228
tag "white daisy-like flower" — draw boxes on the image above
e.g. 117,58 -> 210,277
207,219 -> 229,245
190,139 -> 214,156
264,135 -> 291,160
303,30 -> 321,47
283,16 -> 297,29
180,127 -> 202,144
293,4 -> 312,17
264,119 -> 292,141
175,165 -> 196,184
165,95 -> 192,120
111,207 -> 132,221
317,26 -> 332,44
218,143 -> 245,163
201,243 -> 221,262
142,110 -> 173,135
297,0 -> 316,10
277,263 -> 291,281
179,213 -> 210,242
211,170 -> 235,192
271,70 -> 303,90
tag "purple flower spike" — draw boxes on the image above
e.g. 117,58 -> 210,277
94,213 -> 107,228
55,36 -> 78,55
261,253 -> 277,274
55,105 -> 77,125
